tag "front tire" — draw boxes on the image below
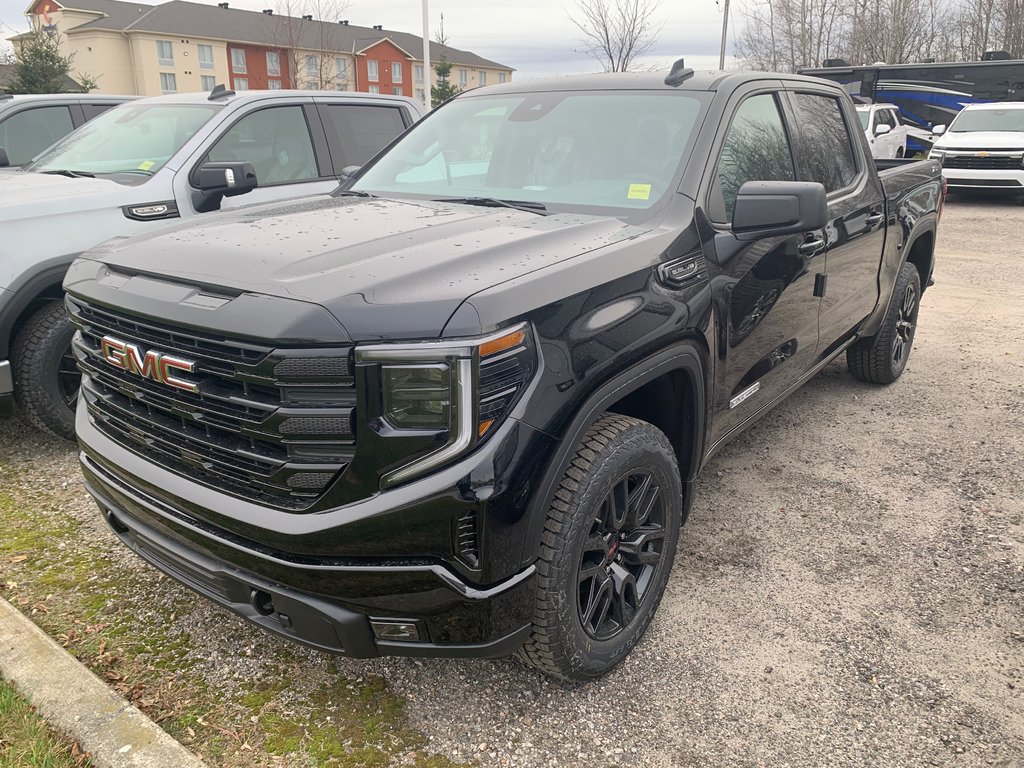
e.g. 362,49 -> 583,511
846,261 -> 922,384
518,414 -> 684,681
12,300 -> 79,441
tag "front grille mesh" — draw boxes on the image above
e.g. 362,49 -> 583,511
68,297 -> 356,510
944,155 -> 1022,170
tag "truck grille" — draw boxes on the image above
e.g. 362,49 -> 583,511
944,154 -> 1021,170
67,297 -> 356,510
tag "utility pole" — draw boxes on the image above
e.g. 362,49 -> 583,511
421,0 -> 431,111
718,0 -> 730,70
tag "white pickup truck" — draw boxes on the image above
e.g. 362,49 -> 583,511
856,103 -> 909,159
928,102 -> 1024,193
0,87 -> 423,439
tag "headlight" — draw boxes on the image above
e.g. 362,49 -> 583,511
356,323 -> 536,488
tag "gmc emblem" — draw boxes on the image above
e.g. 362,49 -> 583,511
99,336 -> 198,393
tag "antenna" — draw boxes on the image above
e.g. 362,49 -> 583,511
664,59 -> 694,87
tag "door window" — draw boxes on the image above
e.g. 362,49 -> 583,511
710,93 -> 795,222
0,106 -> 74,166
204,106 -> 320,185
320,104 -> 407,169
790,93 -> 859,193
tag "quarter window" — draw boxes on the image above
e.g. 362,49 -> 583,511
790,93 -> 858,193
156,40 -> 173,66
231,48 -> 246,73
205,106 -> 319,185
710,93 -> 795,222
197,44 -> 214,70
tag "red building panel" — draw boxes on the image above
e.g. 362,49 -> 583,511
227,43 -> 291,90
355,39 -> 412,97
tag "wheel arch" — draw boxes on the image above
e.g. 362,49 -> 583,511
0,265 -> 70,360
904,228 -> 935,292
518,340 -> 707,570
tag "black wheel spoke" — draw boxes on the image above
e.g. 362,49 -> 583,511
577,469 -> 667,641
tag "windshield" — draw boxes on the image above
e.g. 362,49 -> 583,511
27,103 -> 221,179
352,90 -> 708,214
857,110 -> 870,130
950,108 -> 1024,133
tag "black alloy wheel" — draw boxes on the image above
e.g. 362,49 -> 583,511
891,281 -> 918,367
577,471 -> 667,640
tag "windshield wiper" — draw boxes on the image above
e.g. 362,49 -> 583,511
40,169 -> 95,178
433,196 -> 550,215
334,189 -> 375,198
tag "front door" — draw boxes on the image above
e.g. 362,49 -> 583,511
701,90 -> 824,447
787,90 -> 886,351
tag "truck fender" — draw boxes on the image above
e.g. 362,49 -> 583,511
518,342 -> 706,570
0,263 -> 73,360
860,217 -> 936,339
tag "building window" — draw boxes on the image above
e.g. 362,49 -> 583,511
458,68 -> 467,87
233,77 -> 249,90
197,44 -> 214,70
156,40 -> 173,66
392,86 -> 403,95
200,74 -> 216,91
391,61 -> 402,82
305,55 -> 318,78
498,72 -> 507,83
414,64 -> 423,82
335,56 -> 349,83
266,51 -> 280,76
230,47 -> 246,73
367,60 -> 378,82
478,71 -> 486,86
159,72 -> 177,93
368,85 -> 380,93
268,79 -> 282,90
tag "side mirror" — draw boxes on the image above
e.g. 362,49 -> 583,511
931,124 -> 946,136
732,180 -> 828,241
339,164 -> 361,180
0,148 -> 9,168
874,123 -> 892,136
192,161 -> 258,213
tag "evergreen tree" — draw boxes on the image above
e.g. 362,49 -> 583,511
8,31 -> 80,94
431,56 -> 459,105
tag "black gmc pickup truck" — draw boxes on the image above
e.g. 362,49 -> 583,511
64,65 -> 944,681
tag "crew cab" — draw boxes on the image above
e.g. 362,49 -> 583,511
856,103 -> 909,158
928,101 -> 1024,192
65,66 -> 942,682
0,93 -> 134,169
0,87 -> 423,439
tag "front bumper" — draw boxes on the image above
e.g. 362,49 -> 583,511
0,360 -> 12,418
941,166 -> 1024,190
77,402 -> 550,657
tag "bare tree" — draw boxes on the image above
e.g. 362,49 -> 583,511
268,0 -> 350,90
569,0 -> 663,72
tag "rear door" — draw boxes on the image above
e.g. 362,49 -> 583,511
700,86 -> 824,447
314,99 -> 413,173
786,88 -> 885,351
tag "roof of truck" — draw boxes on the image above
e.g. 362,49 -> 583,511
119,89 -> 422,112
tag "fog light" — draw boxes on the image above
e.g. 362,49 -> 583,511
370,620 -> 421,641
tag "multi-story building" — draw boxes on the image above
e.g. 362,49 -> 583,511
12,0 -> 513,102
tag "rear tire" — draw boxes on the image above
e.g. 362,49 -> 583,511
518,414 -> 683,681
12,300 -> 79,441
846,261 -> 921,384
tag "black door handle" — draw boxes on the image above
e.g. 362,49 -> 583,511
798,238 -> 825,256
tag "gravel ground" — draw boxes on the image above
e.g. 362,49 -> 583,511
1,196 -> 1022,767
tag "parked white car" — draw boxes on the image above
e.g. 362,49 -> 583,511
928,102 -> 1024,192
856,103 -> 909,159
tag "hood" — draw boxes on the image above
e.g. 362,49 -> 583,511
0,171 -> 133,222
81,195 -> 651,340
934,130 -> 1024,150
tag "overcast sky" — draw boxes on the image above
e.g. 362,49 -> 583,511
0,0 -> 739,78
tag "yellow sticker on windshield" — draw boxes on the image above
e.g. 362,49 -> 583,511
137,160 -> 155,171
627,183 -> 651,200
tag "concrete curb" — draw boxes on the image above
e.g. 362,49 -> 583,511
0,596 -> 207,768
